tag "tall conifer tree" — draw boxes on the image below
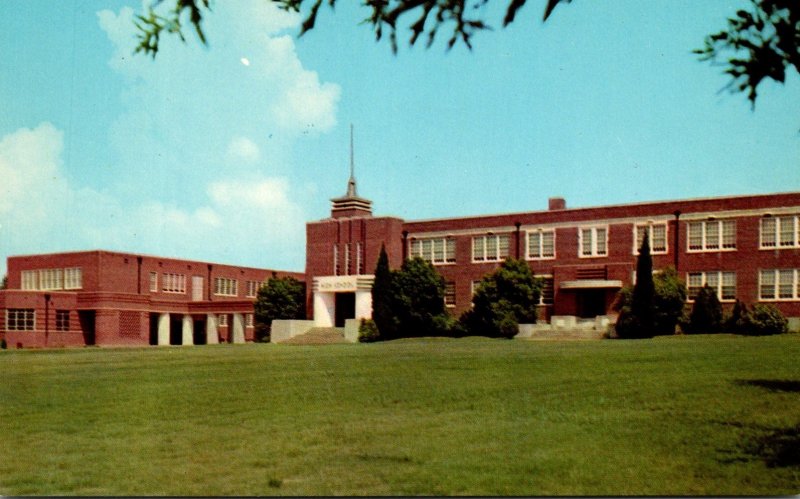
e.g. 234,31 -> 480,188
630,233 -> 656,338
371,244 -> 396,340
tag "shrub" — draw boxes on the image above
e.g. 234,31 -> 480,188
724,299 -> 751,334
687,285 -> 723,333
1,338 -> 6,350
746,304 -> 788,336
358,318 -> 381,343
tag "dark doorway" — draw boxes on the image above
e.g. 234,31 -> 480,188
334,292 -> 356,328
193,317 -> 207,345
170,316 -> 182,345
149,313 -> 159,345
78,311 -> 96,346
576,289 -> 606,318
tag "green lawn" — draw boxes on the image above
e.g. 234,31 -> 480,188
1,335 -> 799,495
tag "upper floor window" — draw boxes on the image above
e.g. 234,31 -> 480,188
527,229 -> 555,260
246,280 -> 260,298
687,219 -> 736,252
356,242 -> 364,275
214,277 -> 238,296
149,272 -> 158,292
687,271 -> 736,302
21,270 -> 37,290
759,269 -> 800,301
761,215 -> 800,249
634,223 -> 667,254
333,245 -> 340,276
162,273 -> 186,294
410,237 -> 456,265
472,234 -> 509,262
6,309 -> 35,331
344,243 -> 351,275
64,268 -> 82,289
579,226 -> 607,257
39,268 -> 63,290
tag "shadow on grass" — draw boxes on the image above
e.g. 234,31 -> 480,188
736,379 -> 800,393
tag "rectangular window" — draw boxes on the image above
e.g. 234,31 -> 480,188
760,217 -> 777,248
218,314 -> 228,326
761,215 -> 800,249
333,245 -> 340,276
214,277 -> 238,296
634,223 -> 668,254
539,276 -> 554,305
472,234 -> 510,262
759,269 -> 800,301
444,281 -> 456,307
356,242 -> 364,275
579,227 -> 608,257
471,280 -> 482,297
528,229 -> 556,260
21,270 -> 38,290
779,216 -> 796,247
246,281 -> 260,298
162,273 -> 186,294
344,243 -> 351,276
39,268 -> 63,290
410,237 -> 456,265
686,271 -> 736,301
63,267 -> 82,289
245,313 -> 254,328
56,310 -> 70,332
6,309 -> 35,331
687,220 -> 736,252
149,272 -> 158,292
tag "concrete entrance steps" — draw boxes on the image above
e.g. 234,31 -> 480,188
520,328 -> 606,340
280,327 -> 347,345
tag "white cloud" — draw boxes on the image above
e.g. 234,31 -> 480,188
226,136 -> 261,164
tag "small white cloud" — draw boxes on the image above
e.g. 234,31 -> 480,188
241,57 -> 251,66
226,136 -> 261,164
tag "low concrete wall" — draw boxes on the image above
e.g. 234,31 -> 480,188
344,319 -> 360,343
788,317 -> 800,334
271,320 -> 314,343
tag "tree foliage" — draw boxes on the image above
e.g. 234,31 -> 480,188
687,285 -> 723,334
392,257 -> 448,337
615,264 -> 687,338
695,0 -> 799,105
461,258 -> 542,339
0,274 -> 6,290
133,0 -> 796,106
253,273 -> 306,341
370,244 -> 396,340
746,303 -> 788,335
616,235 -> 655,339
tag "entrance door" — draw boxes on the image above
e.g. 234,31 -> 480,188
192,276 -> 204,301
334,292 -> 356,327
577,289 -> 606,318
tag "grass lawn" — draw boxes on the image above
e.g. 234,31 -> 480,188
1,334 -> 799,495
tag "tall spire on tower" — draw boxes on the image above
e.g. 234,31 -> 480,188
347,123 -> 357,197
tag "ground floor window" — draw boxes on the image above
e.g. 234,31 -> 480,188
56,310 -> 70,331
6,309 -> 35,331
687,271 -> 736,301
444,282 -> 456,307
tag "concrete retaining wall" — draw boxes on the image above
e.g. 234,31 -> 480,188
271,320 -> 314,343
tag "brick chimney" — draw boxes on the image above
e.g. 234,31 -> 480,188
548,197 -> 566,210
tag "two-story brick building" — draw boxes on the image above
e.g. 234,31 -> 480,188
306,176 -> 800,329
0,250 -> 302,348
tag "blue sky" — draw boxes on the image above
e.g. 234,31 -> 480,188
1,0 -> 798,276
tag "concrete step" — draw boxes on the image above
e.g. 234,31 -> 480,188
281,327 -> 347,345
520,328 -> 606,341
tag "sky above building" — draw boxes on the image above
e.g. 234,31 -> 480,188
1,0 -> 798,277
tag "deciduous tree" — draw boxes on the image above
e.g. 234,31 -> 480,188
253,273 -> 306,341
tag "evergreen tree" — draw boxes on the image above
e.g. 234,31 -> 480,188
370,245 -> 396,340
687,285 -> 723,333
616,234 -> 655,339
253,273 -> 306,342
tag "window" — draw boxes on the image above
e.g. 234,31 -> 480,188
471,280 -> 482,297
21,270 -> 37,290
444,282 -> 456,307
149,272 -> 158,292
162,273 -> 186,293
579,227 -> 607,257
356,242 -> 364,275
686,271 -> 736,301
214,277 -> 238,296
246,281 -> 260,298
527,229 -> 555,259
539,276 -> 554,305
759,269 -> 800,301
634,223 -> 668,254
761,215 -> 800,249
472,234 -> 510,262
56,310 -> 70,332
63,268 -> 82,289
344,243 -> 351,275
687,220 -> 736,252
245,313 -> 254,328
218,314 -> 228,326
333,245 -> 340,276
410,237 -> 456,264
6,309 -> 35,331
39,268 -> 63,290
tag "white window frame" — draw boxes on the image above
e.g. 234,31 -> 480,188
686,271 -> 737,302
218,314 -> 228,327
344,243 -> 351,276
444,281 -> 456,308
759,269 -> 800,301
538,275 -> 554,305
333,245 -> 340,276
633,222 -> 668,255
526,229 -> 556,260
6,308 -> 35,331
579,226 -> 608,258
63,267 -> 82,290
246,280 -> 259,298
472,234 -> 510,263
162,273 -> 187,294
245,313 -> 254,328
21,270 -> 38,290
214,277 -> 238,297
687,219 -> 737,253
56,310 -> 70,332
760,215 -> 800,249
39,268 -> 63,291
409,237 -> 456,265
